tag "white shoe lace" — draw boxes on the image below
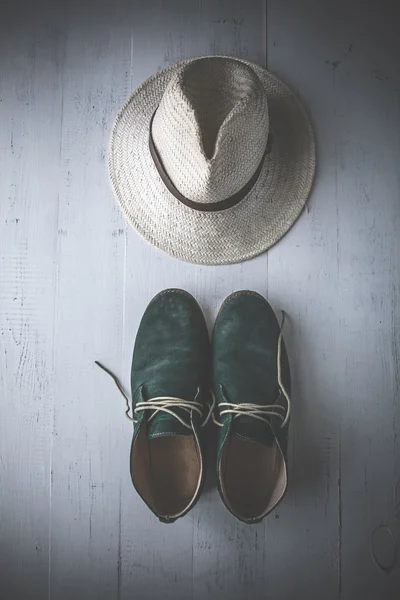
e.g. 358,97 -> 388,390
95,361 -> 215,430
212,310 -> 291,429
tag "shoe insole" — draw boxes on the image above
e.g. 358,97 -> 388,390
221,436 -> 285,520
148,435 -> 201,517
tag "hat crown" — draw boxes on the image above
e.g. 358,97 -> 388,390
151,57 -> 269,204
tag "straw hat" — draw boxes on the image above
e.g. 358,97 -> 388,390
109,56 -> 315,265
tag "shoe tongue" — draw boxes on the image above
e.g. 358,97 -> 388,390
143,387 -> 195,440
231,415 -> 275,446
147,411 -> 192,439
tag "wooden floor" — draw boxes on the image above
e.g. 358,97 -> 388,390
1,1 -> 399,598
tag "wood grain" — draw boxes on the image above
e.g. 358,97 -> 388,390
267,1 -> 400,598
0,10 -> 62,598
120,3 -> 270,599
48,7 -> 129,599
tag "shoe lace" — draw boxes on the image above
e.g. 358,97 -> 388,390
212,310 -> 291,429
94,361 -> 215,430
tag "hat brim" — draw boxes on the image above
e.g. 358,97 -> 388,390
109,56 -> 315,265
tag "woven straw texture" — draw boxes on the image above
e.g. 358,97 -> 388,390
109,56 -> 315,265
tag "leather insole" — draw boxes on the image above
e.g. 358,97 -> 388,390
131,428 -> 201,518
148,436 -> 200,516
221,436 -> 285,520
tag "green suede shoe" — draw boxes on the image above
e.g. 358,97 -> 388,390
212,291 -> 291,523
129,289 -> 210,522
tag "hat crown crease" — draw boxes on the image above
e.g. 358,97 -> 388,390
152,57 -> 269,204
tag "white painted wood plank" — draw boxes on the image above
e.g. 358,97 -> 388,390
48,6 -> 131,599
119,2 -> 270,599
327,3 -> 400,596
266,1 -> 400,598
0,11 -> 62,599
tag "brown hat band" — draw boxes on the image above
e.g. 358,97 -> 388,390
149,112 -> 270,213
